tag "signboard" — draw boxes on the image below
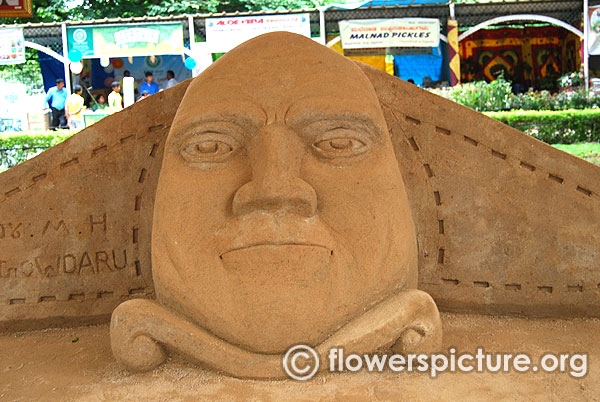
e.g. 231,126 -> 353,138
0,28 -> 26,65
90,55 -> 192,91
67,23 -> 185,59
206,13 -> 311,53
589,5 -> 600,55
0,0 -> 33,18
339,18 -> 440,49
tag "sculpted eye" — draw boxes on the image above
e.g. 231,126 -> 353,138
180,134 -> 240,164
313,133 -> 369,158
186,140 -> 232,156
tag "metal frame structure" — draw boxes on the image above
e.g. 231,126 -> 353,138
458,15 -> 583,41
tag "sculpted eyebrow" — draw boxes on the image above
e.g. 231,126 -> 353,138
284,99 -> 379,126
286,112 -> 382,138
175,112 -> 264,137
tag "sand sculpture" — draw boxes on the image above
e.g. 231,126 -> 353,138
111,33 -> 443,377
0,32 -> 599,379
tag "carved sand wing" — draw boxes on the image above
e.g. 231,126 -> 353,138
360,63 -> 600,317
1,33 -> 599,336
0,85 -> 190,330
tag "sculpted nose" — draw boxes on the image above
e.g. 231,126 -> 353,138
232,124 -> 317,217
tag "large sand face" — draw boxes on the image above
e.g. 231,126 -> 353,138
151,33 -> 418,353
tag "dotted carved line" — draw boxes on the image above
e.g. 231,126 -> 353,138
129,139 -> 162,279
7,288 -> 147,305
1,124 -> 170,203
3,124 -> 170,305
414,116 -> 600,293
438,278 -> 598,295
448,129 -> 597,200
392,111 -> 600,296
4,187 -> 20,197
404,114 -> 446,268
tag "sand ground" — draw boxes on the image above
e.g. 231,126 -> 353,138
1,313 -> 598,402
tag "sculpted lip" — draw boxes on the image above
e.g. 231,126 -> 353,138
219,242 -> 332,258
214,213 -> 339,258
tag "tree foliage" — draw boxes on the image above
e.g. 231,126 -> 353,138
2,0 -> 68,23
1,0 -> 337,23
0,48 -> 45,94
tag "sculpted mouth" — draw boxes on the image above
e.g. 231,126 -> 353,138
219,242 -> 332,259
214,213 -> 340,264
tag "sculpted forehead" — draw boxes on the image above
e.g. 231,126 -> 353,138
172,32 -> 386,130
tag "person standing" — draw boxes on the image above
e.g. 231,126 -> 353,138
108,81 -> 123,114
140,71 -> 159,95
165,70 -> 178,89
45,78 -> 68,130
120,70 -> 138,96
65,85 -> 86,130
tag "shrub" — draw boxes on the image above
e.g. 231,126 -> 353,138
431,81 -> 600,112
559,68 -> 585,90
0,131 -> 73,170
511,90 -> 555,110
431,74 -> 514,112
485,109 -> 600,144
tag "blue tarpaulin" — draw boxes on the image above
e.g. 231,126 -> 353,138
393,46 -> 443,86
37,50 -> 65,92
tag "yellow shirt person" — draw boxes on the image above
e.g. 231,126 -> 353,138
108,82 -> 123,114
65,86 -> 86,130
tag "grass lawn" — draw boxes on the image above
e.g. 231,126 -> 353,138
553,143 -> 600,166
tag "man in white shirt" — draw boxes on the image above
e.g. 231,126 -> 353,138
165,70 -> 178,89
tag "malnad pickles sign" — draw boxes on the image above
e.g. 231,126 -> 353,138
339,18 -> 440,50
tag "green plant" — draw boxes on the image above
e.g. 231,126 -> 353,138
431,74 -> 514,112
433,83 -> 600,112
485,109 -> 600,144
555,89 -> 600,110
0,131 -> 73,170
510,89 -> 556,110
559,68 -> 585,90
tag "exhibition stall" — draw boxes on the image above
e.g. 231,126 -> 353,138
65,21 -> 194,105
329,16 -> 447,86
0,0 -> 586,111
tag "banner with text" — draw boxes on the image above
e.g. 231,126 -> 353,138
67,23 -> 185,59
206,13 -> 311,53
0,28 -> 26,65
339,18 -> 440,49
